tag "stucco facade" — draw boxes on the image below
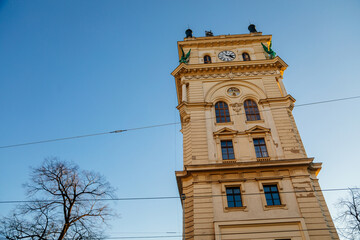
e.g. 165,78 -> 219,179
172,29 -> 339,240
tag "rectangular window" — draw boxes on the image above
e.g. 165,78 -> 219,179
263,185 -> 281,206
226,187 -> 242,207
221,140 -> 235,160
253,138 -> 269,158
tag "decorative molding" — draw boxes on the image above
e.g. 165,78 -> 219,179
245,125 -> 271,134
178,34 -> 272,49
213,127 -> 238,137
257,157 -> 271,162
183,70 -> 279,80
171,57 -> 288,78
258,95 -> 296,105
177,101 -> 213,109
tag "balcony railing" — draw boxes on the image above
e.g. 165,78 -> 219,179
257,157 -> 271,162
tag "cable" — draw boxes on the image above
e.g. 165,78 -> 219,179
0,131 -> 115,149
0,187 -> 358,204
0,95 -> 359,150
0,227 -> 347,240
79,227 -> 346,239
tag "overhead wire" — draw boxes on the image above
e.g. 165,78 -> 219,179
0,227 -> 348,240
65,227 -> 347,239
0,95 -> 359,149
0,187 -> 358,204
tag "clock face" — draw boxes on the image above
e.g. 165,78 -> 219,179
218,50 -> 236,61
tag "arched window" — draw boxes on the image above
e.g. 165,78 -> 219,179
215,101 -> 231,123
244,99 -> 260,121
242,52 -> 251,61
204,55 -> 212,64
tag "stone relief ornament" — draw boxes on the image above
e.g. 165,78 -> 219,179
227,87 -> 240,97
230,103 -> 242,112
228,72 -> 235,79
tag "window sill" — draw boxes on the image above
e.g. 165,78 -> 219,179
264,204 -> 287,210
245,119 -> 264,124
215,121 -> 234,126
225,206 -> 247,212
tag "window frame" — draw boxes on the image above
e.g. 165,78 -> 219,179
203,55 -> 212,64
263,184 -> 282,206
215,101 -> 231,123
221,182 -> 247,211
226,186 -> 243,208
220,140 -> 235,160
244,99 -> 261,121
253,138 -> 269,158
257,179 -> 287,210
242,52 -> 251,61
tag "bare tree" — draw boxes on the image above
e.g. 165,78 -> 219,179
336,188 -> 360,240
0,158 -> 116,240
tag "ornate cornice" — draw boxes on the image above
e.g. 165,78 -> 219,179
259,95 -> 296,110
171,57 -> 288,79
176,157 -> 315,175
178,33 -> 272,49
258,95 -> 296,105
177,101 -> 213,110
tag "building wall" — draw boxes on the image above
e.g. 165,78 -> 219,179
174,32 -> 338,240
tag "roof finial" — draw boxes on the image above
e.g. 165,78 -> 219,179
185,28 -> 193,38
248,23 -> 257,33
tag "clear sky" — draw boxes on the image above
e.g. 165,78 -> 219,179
0,0 -> 359,239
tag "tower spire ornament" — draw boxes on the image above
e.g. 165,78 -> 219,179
179,46 -> 191,64
261,40 -> 276,59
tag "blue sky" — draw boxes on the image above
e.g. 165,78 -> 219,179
0,0 -> 359,238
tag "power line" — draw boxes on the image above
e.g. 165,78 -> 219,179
0,187 -> 358,204
0,227 -> 347,240
0,95 -> 359,150
76,227 -> 346,239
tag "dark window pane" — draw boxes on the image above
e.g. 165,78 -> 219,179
265,193 -> 272,200
204,55 -> 212,64
242,53 -> 251,61
226,187 -> 242,208
264,185 -> 281,206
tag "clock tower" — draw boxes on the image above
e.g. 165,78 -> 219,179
171,26 -> 339,240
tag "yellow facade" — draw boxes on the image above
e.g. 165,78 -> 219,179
172,29 -> 339,240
